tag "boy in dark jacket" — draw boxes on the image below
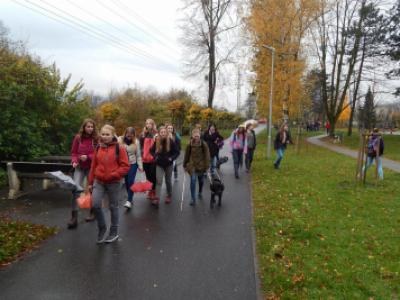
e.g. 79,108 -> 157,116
273,123 -> 292,169
245,123 -> 257,172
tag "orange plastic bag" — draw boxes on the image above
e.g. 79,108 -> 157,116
77,192 -> 92,209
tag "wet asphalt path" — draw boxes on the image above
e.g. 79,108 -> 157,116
0,127 -> 265,300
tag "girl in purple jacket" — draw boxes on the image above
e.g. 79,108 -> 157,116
69,118 -> 98,229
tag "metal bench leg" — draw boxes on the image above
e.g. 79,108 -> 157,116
7,162 -> 20,199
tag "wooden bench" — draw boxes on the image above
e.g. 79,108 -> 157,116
1,161 -> 72,200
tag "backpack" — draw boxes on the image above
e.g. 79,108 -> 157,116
367,137 -> 378,156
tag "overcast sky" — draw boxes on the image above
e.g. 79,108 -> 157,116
0,0 -> 249,110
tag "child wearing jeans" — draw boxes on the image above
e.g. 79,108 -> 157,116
88,125 -> 129,244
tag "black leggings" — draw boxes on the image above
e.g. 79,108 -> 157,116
143,162 -> 156,190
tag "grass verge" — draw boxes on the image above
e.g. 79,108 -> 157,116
252,130 -> 400,299
0,218 -> 57,268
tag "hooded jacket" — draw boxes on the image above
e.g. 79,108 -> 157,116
203,131 -> 224,157
150,137 -> 180,168
88,141 -> 129,185
183,140 -> 210,175
70,135 -> 96,169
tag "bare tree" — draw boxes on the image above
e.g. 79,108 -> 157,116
310,0 -> 369,136
180,0 -> 239,108
347,1 -> 385,136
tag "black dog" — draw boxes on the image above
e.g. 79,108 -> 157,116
210,174 -> 224,209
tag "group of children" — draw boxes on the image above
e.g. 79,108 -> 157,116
69,118 -> 259,244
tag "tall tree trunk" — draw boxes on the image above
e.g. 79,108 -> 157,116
348,36 -> 366,136
208,10 -> 216,108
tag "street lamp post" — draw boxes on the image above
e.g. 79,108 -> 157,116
263,44 -> 275,159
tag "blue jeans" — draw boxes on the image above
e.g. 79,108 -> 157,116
274,147 -> 285,167
125,163 -> 138,202
190,172 -> 204,202
232,149 -> 244,176
210,155 -> 218,174
363,156 -> 384,179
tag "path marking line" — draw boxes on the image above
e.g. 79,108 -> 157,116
180,173 -> 186,211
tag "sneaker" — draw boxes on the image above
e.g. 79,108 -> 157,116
105,233 -> 119,243
198,193 -> 202,199
165,196 -> 172,204
124,201 -> 132,209
235,174 -> 239,179
96,227 -> 107,244
189,200 -> 195,206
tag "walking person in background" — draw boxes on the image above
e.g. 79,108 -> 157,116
68,118 -> 98,229
325,120 -> 331,135
140,119 -> 158,201
88,125 -> 129,244
203,124 -> 224,175
151,126 -> 179,206
166,123 -> 181,181
230,125 -> 247,179
245,123 -> 257,172
118,127 -> 143,210
273,123 -> 292,170
183,129 -> 210,206
363,128 -> 384,179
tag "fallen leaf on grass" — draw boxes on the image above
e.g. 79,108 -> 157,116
292,273 -> 305,285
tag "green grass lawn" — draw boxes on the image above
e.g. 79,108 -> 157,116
252,130 -> 400,299
0,218 -> 56,267
326,129 -> 400,162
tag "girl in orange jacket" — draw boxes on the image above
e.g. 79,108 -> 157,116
88,125 -> 129,244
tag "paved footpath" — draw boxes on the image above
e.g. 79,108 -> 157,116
307,135 -> 400,172
0,127 -> 265,300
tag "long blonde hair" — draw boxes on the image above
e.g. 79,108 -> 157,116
143,118 -> 157,136
155,126 -> 170,153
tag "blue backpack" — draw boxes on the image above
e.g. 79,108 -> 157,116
367,137 -> 378,156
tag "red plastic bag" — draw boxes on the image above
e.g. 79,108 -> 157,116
77,193 -> 92,209
130,180 -> 153,193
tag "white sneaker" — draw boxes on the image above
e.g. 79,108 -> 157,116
124,201 -> 132,209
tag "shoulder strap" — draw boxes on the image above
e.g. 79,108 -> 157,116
115,143 -> 120,162
95,144 -> 120,163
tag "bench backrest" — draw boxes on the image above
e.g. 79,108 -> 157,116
2,162 -> 72,173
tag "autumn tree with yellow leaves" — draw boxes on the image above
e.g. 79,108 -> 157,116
247,0 -> 319,124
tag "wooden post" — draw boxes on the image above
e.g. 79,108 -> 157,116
7,162 -> 20,199
362,134 -> 368,185
355,131 -> 364,182
295,124 -> 301,154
